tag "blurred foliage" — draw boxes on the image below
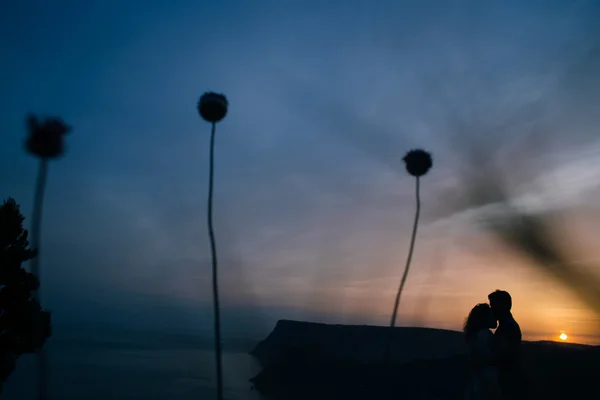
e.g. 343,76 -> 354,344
0,198 -> 52,392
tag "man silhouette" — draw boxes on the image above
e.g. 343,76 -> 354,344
488,290 -> 522,399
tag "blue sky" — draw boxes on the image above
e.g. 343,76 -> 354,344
1,0 -> 600,342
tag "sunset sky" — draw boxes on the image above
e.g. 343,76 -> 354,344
1,0 -> 599,344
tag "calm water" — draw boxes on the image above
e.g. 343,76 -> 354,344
2,332 -> 264,400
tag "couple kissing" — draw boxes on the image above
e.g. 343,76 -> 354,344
464,290 -> 523,400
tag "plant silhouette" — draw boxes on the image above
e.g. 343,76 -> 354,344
385,149 -> 432,373
24,114 -> 70,400
197,92 -> 228,400
390,149 -> 432,329
0,198 -> 51,393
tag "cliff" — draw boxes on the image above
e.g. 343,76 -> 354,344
250,319 -> 465,368
249,320 -> 600,400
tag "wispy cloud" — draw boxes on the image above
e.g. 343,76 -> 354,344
1,0 -> 599,339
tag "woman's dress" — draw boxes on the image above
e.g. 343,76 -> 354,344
465,329 -> 502,400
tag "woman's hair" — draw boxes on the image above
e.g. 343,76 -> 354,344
463,303 -> 493,343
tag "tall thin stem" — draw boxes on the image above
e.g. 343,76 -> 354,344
390,176 -> 421,328
385,177 -> 421,368
31,157 -> 49,400
207,122 -> 224,400
31,158 -> 48,289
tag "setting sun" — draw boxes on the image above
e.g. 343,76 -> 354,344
559,333 -> 568,341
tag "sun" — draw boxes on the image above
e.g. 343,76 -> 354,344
559,332 -> 568,341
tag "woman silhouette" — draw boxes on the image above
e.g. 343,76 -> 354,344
464,303 -> 502,399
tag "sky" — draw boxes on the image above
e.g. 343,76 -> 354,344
1,0 -> 600,344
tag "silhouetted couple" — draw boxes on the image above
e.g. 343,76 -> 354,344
464,290 -> 523,400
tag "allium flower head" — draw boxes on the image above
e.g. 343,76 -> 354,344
197,92 -> 228,123
403,149 -> 433,177
25,115 -> 71,159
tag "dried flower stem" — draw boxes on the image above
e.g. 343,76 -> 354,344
30,157 -> 49,400
390,176 -> 421,328
385,177 -> 422,371
207,122 -> 224,400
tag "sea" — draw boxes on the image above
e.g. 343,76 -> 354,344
1,330 -> 264,400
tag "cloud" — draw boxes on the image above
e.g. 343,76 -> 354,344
1,0 -> 600,338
